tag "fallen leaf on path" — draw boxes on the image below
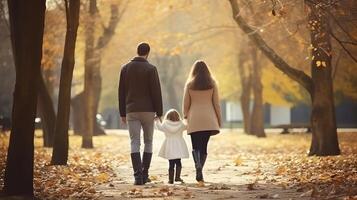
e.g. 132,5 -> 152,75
234,156 -> 243,166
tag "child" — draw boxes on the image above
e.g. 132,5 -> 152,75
155,109 -> 189,184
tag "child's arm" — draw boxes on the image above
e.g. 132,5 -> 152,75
154,119 -> 165,132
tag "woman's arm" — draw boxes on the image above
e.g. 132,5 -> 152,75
212,85 -> 222,127
181,121 -> 188,131
182,85 -> 191,119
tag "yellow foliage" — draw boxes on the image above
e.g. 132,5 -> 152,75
262,65 -> 304,106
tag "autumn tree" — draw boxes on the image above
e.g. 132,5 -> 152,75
249,45 -> 266,137
228,0 -> 342,155
0,0 -> 15,120
237,41 -> 252,134
37,74 -> 56,147
78,0 -> 124,148
51,0 -> 80,165
2,0 -> 46,196
39,8 -> 67,147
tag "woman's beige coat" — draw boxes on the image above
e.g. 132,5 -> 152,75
183,84 -> 222,135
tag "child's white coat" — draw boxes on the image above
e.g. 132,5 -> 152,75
155,120 -> 189,160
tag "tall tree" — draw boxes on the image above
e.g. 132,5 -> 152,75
51,0 -> 80,165
249,46 -> 266,137
0,0 -> 15,119
237,43 -> 252,134
81,0 -> 97,148
228,0 -> 340,155
80,0 -> 123,148
2,0 -> 46,196
37,73 -> 56,147
238,54 -> 252,134
306,0 -> 339,156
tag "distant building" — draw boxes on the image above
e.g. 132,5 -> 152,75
224,98 -> 357,128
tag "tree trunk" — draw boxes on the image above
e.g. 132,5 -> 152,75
80,3 -> 121,145
241,85 -> 251,134
307,3 -> 340,156
71,92 -> 105,135
237,47 -> 252,134
3,0 -> 46,196
82,0 -> 97,148
72,92 -> 85,135
37,73 -> 56,147
0,1 -> 15,120
79,2 -> 121,146
51,0 -> 80,165
249,47 -> 266,137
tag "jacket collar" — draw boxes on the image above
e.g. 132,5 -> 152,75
131,56 -> 148,62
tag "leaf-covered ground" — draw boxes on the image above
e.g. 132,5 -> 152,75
0,130 -> 356,199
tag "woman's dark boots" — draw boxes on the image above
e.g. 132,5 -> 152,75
175,166 -> 184,182
192,150 -> 203,182
168,168 -> 174,184
142,152 -> 152,183
131,152 -> 143,185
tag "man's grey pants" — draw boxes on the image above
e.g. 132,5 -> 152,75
127,112 -> 155,153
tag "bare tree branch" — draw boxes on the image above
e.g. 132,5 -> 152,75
228,0 -> 313,93
330,30 -> 357,63
95,0 -> 128,50
328,10 -> 357,43
332,49 -> 342,79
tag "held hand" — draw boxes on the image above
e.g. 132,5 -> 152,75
155,116 -> 162,123
121,117 -> 127,125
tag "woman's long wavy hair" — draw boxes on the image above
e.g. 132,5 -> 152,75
186,60 -> 216,90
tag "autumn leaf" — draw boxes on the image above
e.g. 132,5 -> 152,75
95,172 -> 110,183
234,156 -> 243,166
316,60 -> 322,67
150,175 -> 158,181
275,166 -> 287,175
321,61 -> 327,67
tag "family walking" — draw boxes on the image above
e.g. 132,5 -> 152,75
118,42 -> 222,185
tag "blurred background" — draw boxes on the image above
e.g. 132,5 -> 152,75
1,0 -> 356,132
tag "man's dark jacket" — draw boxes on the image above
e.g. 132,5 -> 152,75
118,57 -> 163,117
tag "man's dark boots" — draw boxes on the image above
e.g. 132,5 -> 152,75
131,152 -> 143,185
142,152 -> 152,183
175,165 -> 184,182
192,150 -> 203,182
168,168 -> 174,184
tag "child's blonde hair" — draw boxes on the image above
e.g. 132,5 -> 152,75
164,109 -> 181,122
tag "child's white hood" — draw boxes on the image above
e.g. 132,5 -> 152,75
160,120 -> 185,133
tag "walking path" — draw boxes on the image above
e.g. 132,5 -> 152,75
96,129 -> 318,200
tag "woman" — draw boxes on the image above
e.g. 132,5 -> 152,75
183,60 -> 222,183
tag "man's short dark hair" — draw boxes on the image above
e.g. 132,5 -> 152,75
137,42 -> 150,56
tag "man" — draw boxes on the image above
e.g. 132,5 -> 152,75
118,42 -> 163,185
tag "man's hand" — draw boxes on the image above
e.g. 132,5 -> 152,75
155,116 -> 162,123
121,117 -> 127,125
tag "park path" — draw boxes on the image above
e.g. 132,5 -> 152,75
96,130 -> 311,200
